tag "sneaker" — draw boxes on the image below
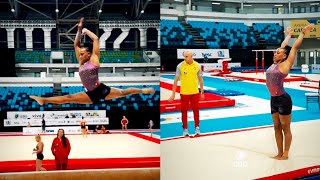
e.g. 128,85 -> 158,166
183,129 -> 189,137
195,127 -> 200,135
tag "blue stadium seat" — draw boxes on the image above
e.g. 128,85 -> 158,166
161,20 -> 196,47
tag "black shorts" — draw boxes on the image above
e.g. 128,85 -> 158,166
270,92 -> 292,115
85,83 -> 111,104
42,126 -> 45,131
37,153 -> 44,160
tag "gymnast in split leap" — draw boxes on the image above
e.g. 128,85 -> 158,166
31,18 -> 154,105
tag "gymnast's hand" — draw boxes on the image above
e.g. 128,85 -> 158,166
77,17 -> 84,31
82,28 -> 88,35
168,94 -> 175,102
284,27 -> 292,36
302,24 -> 314,34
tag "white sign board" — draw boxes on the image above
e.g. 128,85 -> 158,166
4,118 -> 109,127
7,110 -> 106,120
23,126 -> 85,135
311,64 -> 320,73
199,63 -> 241,72
177,49 -> 230,59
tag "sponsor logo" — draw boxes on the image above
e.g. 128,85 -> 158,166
86,112 -> 99,117
202,52 -> 212,58
308,167 -> 320,174
32,114 -> 43,119
46,130 -> 54,133
5,121 -> 11,125
15,114 -> 19,119
14,121 -> 19,125
217,51 -> 224,57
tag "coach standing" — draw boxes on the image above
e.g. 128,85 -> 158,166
168,50 -> 204,137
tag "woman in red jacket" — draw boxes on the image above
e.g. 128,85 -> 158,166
51,129 -> 71,170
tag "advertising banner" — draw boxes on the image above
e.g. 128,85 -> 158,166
290,20 -> 320,38
4,117 -> 109,127
23,126 -> 85,135
177,49 -> 230,59
7,110 -> 106,120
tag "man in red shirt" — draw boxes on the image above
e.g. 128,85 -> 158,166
51,129 -> 71,170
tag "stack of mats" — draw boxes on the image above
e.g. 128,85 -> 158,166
160,81 -> 235,113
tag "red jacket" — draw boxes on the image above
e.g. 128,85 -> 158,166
51,137 -> 71,163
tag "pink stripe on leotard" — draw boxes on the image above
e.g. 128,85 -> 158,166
79,61 -> 100,91
266,63 -> 287,96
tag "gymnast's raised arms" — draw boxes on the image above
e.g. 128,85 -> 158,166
280,24 -> 314,75
74,18 -> 84,65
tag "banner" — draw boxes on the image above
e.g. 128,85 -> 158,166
23,126 -> 85,135
4,117 -> 109,127
290,20 -> 320,38
177,49 -> 230,59
199,62 -> 241,72
7,110 -> 106,120
311,64 -> 320,74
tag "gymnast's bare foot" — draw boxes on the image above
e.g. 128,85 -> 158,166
30,96 -> 44,106
142,88 -> 155,94
278,151 -> 289,160
272,153 -> 283,160
278,155 -> 289,160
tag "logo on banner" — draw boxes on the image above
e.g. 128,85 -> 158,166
50,113 -> 55,118
5,121 -> 11,125
202,53 -> 212,58
46,130 -> 54,133
74,113 -> 81,117
181,51 -> 196,57
15,114 -> 19,119
86,112 -> 100,117
217,51 -> 224,57
32,114 -> 43,119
